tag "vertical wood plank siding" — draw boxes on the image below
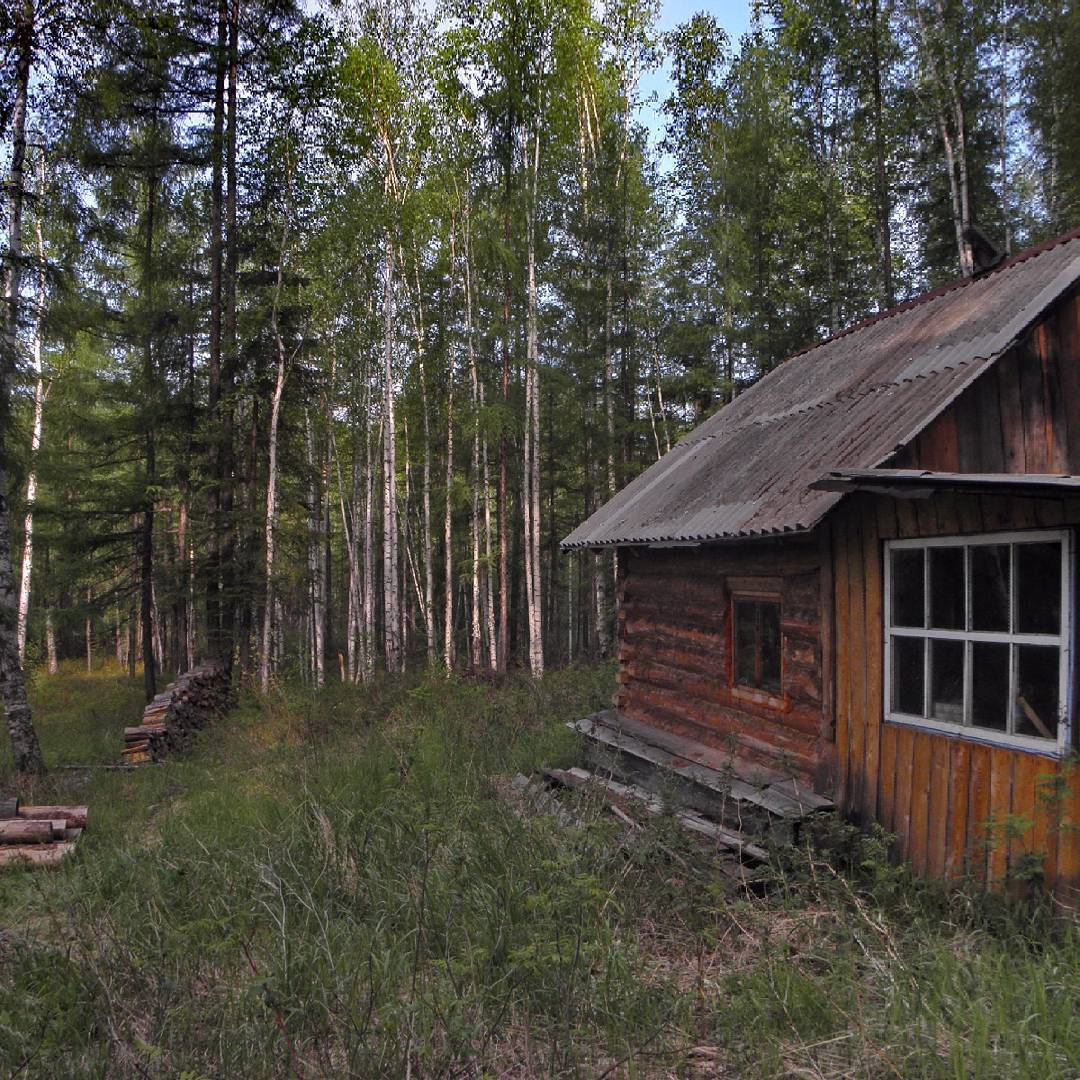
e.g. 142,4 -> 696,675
616,537 -> 830,787
830,493 -> 1080,894
833,291 -> 1080,895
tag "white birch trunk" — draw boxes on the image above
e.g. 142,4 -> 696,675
45,610 -> 57,674
381,233 -> 402,673
259,291 -> 288,693
305,411 -> 326,687
523,130 -> 544,678
16,153 -> 47,664
443,367 -> 454,669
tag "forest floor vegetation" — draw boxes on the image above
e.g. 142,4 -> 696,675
0,662 -> 1077,1078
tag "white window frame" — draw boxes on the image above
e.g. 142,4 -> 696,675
883,528 -> 1074,756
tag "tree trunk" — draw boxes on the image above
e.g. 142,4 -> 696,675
869,0 -> 894,308
363,392 -> 376,681
0,3 -> 44,773
16,151 -> 48,664
523,131 -> 544,678
381,233 -> 401,673
305,412 -> 325,687
85,588 -> 93,673
462,214 -> 484,670
218,0 -> 241,663
45,609 -> 57,674
259,225 -> 290,694
140,168 -> 158,703
998,3 -> 1011,254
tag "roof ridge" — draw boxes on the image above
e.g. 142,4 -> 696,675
785,225 -> 1080,363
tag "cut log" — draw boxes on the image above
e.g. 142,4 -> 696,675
17,805 -> 89,829
0,819 -> 53,844
0,797 -> 18,819
0,841 -> 77,867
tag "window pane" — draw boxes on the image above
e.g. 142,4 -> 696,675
971,642 -> 1009,731
970,544 -> 1009,632
1015,542 -> 1062,635
759,602 -> 781,693
930,639 -> 964,723
892,636 -> 925,716
891,549 -> 925,627
734,602 -> 756,686
930,546 -> 965,629
1015,645 -> 1059,740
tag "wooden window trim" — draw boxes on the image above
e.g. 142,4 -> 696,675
884,528 -> 1074,757
731,592 -> 784,707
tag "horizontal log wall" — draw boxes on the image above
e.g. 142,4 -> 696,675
615,538 -> 831,785
833,489 -> 1080,896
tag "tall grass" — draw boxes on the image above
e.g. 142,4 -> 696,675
0,662 -> 1077,1077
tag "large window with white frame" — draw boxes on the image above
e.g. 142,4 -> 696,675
884,530 -> 1074,752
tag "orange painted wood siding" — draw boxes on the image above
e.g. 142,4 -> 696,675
831,493 -> 1080,896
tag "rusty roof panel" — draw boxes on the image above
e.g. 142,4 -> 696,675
563,233 -> 1080,549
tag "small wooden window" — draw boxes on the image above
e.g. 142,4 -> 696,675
734,599 -> 782,694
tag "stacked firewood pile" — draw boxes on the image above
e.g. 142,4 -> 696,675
0,798 -> 88,867
122,660 -> 230,765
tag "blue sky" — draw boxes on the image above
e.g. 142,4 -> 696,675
639,1 -> 753,156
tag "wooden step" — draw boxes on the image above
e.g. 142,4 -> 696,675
545,766 -> 770,862
569,710 -> 833,840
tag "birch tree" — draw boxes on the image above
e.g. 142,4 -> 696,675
1,0 -> 45,773
16,151 -> 49,665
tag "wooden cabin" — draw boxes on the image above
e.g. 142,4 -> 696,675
563,229 -> 1080,894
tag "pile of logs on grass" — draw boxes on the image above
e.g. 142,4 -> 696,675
122,660 -> 230,765
0,797 -> 88,867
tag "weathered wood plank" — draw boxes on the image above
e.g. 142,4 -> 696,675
986,746 -> 1013,887
1009,752 -> 1041,884
571,713 -> 830,819
862,504 -> 883,823
926,735 -> 951,880
946,740 -> 971,878
1055,293 -> 1080,473
846,505 -> 868,819
1029,759 -> 1058,890
1018,339 -> 1050,473
995,350 -> 1027,473
908,734 -> 933,876
832,517 -> 852,810
973,368 -> 1006,471
892,727 -> 916,865
967,745 -> 992,883
878,723 -> 898,837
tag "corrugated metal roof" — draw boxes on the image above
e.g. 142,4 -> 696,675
562,231 -> 1080,549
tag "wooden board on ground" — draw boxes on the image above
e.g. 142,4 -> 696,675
0,841 -> 77,867
545,766 -> 770,862
570,711 -> 834,824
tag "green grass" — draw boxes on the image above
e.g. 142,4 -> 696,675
0,662 -> 1077,1077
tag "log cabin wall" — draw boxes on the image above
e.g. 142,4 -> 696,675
831,491 -> 1080,894
614,537 -> 832,787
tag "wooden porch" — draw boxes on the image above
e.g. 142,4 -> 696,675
569,709 -> 834,844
